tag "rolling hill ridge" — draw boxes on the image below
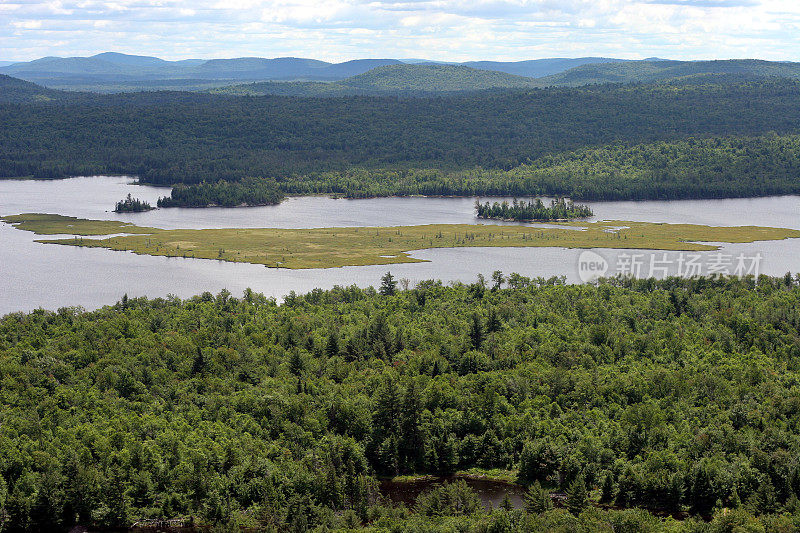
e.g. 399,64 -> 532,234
540,59 -> 800,86
211,64 -> 543,96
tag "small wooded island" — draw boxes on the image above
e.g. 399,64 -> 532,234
475,197 -> 593,221
113,194 -> 153,213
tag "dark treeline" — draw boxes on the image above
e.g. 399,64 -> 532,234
2,78 -> 800,193
113,194 -> 153,213
281,134 -> 800,201
475,198 -> 593,221
3,275 -> 800,530
156,177 -> 284,208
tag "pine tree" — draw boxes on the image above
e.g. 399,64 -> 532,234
192,345 -> 206,375
785,493 -> 800,514
289,348 -> 305,376
379,272 -> 397,296
399,380 -> 426,472
325,333 -> 339,358
30,471 -> 62,531
469,313 -> 484,350
753,478 -> 778,513
566,476 -> 589,516
104,465 -> 129,528
486,307 -> 502,333
524,481 -> 552,515
439,434 -> 459,475
370,376 -> 401,475
600,474 -> 615,504
322,462 -> 342,510
500,493 -> 513,511
370,313 -> 393,358
689,462 -> 717,515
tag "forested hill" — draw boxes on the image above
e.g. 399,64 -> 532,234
539,59 -> 800,86
213,64 -> 541,96
0,74 -> 74,103
3,77 -> 800,188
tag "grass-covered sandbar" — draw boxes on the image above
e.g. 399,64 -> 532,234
4,213 -> 800,269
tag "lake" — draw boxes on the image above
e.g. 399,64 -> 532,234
2,176 -> 800,315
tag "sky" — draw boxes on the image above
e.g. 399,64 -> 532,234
1,0 -> 800,62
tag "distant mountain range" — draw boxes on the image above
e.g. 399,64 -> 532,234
0,52 -> 628,92
2,54 -> 800,96
0,53 -> 402,91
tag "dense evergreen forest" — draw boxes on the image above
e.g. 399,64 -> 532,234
143,133 -> 800,204
284,134 -> 800,201
475,198 -> 593,221
2,78 -> 800,201
156,178 -> 284,208
3,275 -> 800,531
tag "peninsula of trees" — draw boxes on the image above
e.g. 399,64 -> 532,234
475,198 -> 593,221
156,178 -> 284,208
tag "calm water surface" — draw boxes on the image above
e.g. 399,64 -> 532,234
2,176 -> 800,314
379,476 -> 528,510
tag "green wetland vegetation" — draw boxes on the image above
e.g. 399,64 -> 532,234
4,276 -> 800,531
4,213 -> 798,269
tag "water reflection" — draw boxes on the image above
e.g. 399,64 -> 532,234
379,476 -> 527,510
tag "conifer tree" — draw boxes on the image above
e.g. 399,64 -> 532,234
469,313 -> 484,350
104,465 -> 129,528
524,481 -> 552,515
566,476 -> 589,516
600,474 -> 615,504
379,272 -> 397,296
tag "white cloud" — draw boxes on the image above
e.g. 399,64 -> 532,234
0,0 -> 799,61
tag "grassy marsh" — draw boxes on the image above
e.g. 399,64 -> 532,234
4,213 -> 799,269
